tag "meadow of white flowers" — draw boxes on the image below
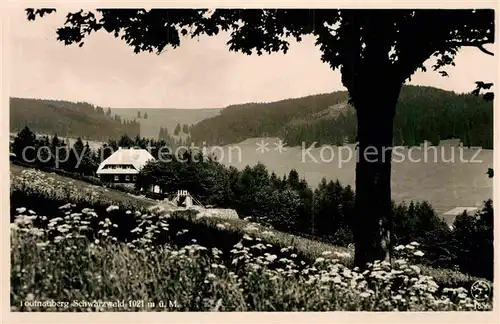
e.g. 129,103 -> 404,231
10,169 -> 492,311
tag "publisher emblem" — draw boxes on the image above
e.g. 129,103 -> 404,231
471,280 -> 491,302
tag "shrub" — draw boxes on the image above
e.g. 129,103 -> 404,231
252,187 -> 302,232
449,200 -> 493,280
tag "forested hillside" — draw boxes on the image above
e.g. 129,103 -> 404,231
10,98 -> 140,141
190,85 -> 493,149
10,85 -> 493,148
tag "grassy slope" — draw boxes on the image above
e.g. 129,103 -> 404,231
10,164 -> 155,209
9,163 -> 486,288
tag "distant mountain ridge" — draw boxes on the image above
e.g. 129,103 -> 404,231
10,85 -> 493,149
190,85 -> 493,149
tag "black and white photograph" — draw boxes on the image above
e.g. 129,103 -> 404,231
6,3 -> 496,316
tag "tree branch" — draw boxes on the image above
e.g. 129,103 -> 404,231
477,44 -> 494,56
446,41 -> 494,56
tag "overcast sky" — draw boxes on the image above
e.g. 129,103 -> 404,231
9,8 -> 497,109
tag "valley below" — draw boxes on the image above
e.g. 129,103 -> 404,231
207,137 -> 493,221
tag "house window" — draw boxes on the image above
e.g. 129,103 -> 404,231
125,175 -> 130,181
133,175 -> 137,181
114,175 -> 119,181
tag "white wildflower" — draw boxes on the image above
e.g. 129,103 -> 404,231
413,250 -> 425,257
106,205 -> 119,213
266,254 -> 277,262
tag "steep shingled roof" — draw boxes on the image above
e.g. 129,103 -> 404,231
96,148 -> 155,174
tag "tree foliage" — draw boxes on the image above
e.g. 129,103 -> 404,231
12,126 -> 96,175
473,81 -> 494,101
173,122 -> 181,136
12,126 -> 37,162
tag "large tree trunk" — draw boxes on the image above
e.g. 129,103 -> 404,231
352,80 -> 402,269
